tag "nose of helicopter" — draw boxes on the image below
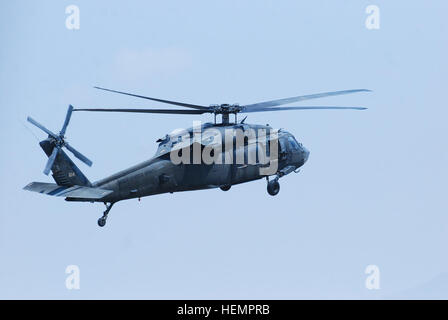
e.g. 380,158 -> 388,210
302,145 -> 310,163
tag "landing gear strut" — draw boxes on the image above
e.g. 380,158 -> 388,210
98,202 -> 114,227
266,176 -> 280,196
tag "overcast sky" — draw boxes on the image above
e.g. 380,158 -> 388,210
1,0 -> 447,299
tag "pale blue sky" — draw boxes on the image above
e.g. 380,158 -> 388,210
1,0 -> 447,299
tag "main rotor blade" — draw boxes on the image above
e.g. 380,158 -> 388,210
64,143 -> 93,167
94,86 -> 211,110
74,108 -> 211,115
241,106 -> 367,113
43,147 -> 59,175
244,89 -> 371,109
27,116 -> 59,139
60,105 -> 74,136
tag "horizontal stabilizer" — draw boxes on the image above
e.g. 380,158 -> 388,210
23,182 -> 112,200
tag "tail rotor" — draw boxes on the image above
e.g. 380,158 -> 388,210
27,105 -> 93,175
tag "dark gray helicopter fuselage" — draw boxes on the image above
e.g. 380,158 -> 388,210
25,87 -> 368,227
84,122 -> 309,203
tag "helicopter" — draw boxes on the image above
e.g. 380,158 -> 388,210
24,87 -> 369,227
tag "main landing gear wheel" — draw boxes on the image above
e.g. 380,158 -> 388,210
220,185 -> 231,191
98,216 -> 107,227
98,202 -> 114,227
267,180 -> 280,196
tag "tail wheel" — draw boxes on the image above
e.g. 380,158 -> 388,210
267,180 -> 280,196
97,202 -> 114,227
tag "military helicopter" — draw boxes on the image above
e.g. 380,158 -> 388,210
24,87 -> 369,227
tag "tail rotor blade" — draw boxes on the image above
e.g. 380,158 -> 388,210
60,105 -> 74,136
43,147 -> 59,175
64,142 -> 93,167
27,116 -> 59,139
28,110 -> 93,172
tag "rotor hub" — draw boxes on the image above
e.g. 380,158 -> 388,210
212,103 -> 242,114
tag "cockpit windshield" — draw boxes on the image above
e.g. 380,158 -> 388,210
288,136 -> 301,151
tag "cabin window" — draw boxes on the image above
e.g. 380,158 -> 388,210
266,135 -> 271,157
